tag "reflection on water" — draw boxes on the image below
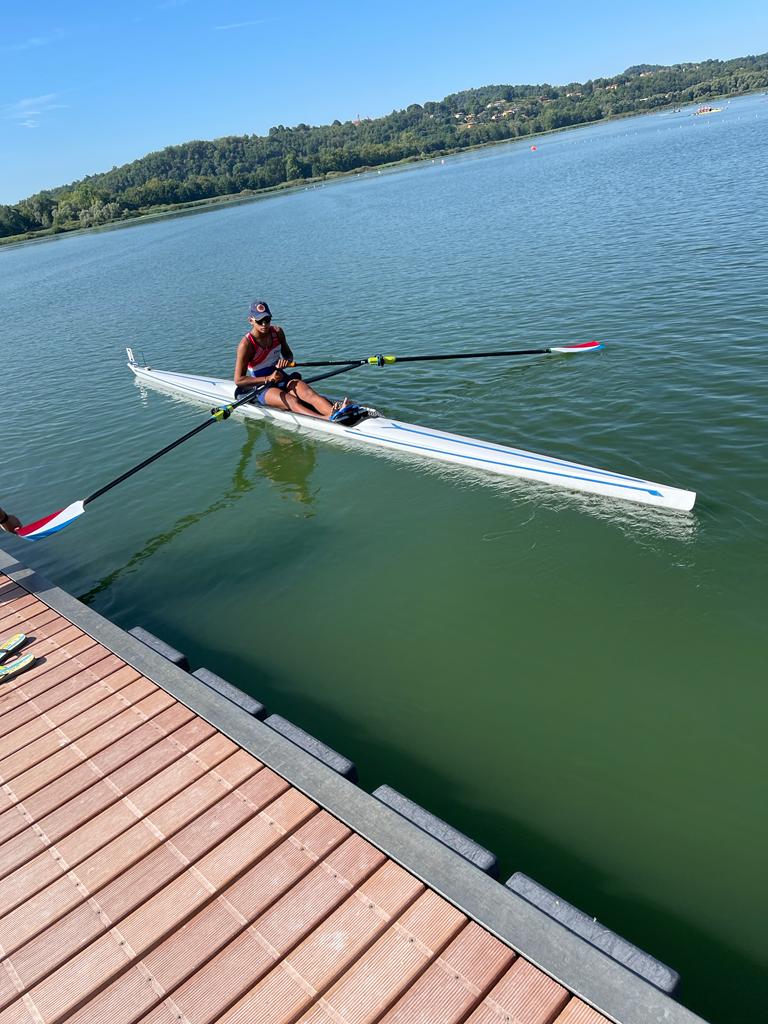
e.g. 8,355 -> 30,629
79,419 -> 318,604
256,431 -> 318,512
318,436 -> 700,546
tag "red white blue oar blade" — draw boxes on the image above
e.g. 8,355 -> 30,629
549,340 -> 603,354
16,501 -> 86,541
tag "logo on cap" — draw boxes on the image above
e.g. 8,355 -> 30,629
255,304 -> 266,313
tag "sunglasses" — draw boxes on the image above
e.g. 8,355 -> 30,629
252,316 -> 272,325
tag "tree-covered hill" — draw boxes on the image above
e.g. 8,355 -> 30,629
3,52 -> 766,242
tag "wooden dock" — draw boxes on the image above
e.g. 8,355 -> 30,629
0,554 -> 707,1024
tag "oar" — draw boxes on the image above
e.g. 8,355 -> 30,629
16,362 -> 361,541
289,340 -> 603,368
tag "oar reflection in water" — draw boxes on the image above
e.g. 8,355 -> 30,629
79,421 -> 318,605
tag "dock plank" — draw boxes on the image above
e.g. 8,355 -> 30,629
214,861 -> 426,1024
0,753 -> 264,957
293,889 -> 467,1024
0,675 -> 164,843
466,957 -> 570,1024
0,713 -> 222,911
555,1000 -> 614,1023
63,814 -> 363,1024
0,669 -> 151,775
379,921 -> 517,1023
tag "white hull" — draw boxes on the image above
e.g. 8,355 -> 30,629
128,361 -> 696,512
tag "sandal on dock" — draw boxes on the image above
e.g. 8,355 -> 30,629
0,652 -> 36,682
0,633 -> 26,662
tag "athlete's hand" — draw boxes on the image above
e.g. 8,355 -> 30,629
0,511 -> 21,534
275,358 -> 293,369
265,370 -> 285,384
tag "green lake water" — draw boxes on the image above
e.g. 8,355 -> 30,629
1,95 -> 766,1022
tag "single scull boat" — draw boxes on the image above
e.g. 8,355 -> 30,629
126,350 -> 695,512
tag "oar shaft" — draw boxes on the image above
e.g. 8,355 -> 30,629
84,383 -> 266,505
377,348 -> 550,363
290,358 -> 368,368
291,345 -> 584,368
84,418 -> 216,505
304,362 -> 362,383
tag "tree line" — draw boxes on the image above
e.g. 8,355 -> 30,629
2,52 -> 767,242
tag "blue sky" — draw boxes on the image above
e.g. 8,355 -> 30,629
1,0 -> 766,204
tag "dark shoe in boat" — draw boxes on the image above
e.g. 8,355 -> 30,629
329,403 -> 368,427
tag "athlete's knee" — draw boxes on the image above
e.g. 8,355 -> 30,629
267,389 -> 289,409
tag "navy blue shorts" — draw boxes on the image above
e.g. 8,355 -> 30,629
237,373 -> 301,406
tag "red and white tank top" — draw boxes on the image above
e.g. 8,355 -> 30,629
243,326 -> 282,376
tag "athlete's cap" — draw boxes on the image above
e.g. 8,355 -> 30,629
249,301 -> 272,321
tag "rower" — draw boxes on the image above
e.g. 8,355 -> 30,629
234,301 -> 364,424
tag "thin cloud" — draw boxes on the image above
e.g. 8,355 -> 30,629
134,0 -> 192,21
3,94 -> 68,127
0,35 -> 54,54
215,19 -> 271,30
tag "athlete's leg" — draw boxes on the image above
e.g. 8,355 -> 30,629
286,380 -> 335,417
286,380 -> 353,419
262,385 -> 327,419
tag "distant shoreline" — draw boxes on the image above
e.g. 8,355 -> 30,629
0,92 -> 756,252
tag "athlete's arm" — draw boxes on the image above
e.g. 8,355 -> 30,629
276,327 -> 294,367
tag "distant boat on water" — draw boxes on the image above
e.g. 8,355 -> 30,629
694,105 -> 722,115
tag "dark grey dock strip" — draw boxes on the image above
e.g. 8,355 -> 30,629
0,545 -> 707,1024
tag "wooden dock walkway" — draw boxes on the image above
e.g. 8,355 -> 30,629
0,556 -> 706,1024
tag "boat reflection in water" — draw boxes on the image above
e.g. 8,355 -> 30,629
413,453 -> 699,548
